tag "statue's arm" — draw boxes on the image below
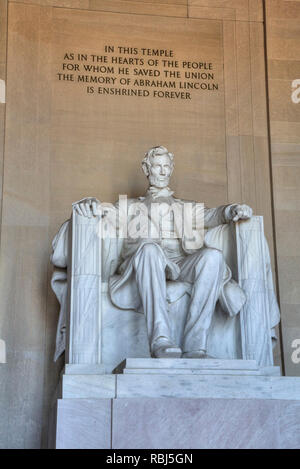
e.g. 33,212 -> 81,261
51,219 -> 70,268
50,219 -> 70,362
204,204 -> 253,228
51,196 -> 120,269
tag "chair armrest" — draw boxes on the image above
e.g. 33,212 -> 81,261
235,216 -> 274,366
66,209 -> 102,364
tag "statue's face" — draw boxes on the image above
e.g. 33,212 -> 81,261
148,153 -> 173,188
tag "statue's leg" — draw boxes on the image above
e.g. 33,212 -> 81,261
178,248 -> 225,356
133,243 -> 181,357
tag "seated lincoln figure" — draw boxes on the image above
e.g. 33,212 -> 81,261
70,146 -> 255,359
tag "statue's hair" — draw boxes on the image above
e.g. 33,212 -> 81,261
142,146 -> 174,176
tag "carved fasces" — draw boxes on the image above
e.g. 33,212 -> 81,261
67,208 -> 102,364
236,217 -> 273,366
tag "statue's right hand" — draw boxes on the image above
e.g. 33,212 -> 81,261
72,197 -> 101,218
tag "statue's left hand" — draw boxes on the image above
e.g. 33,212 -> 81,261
229,204 -> 253,222
72,197 -> 101,217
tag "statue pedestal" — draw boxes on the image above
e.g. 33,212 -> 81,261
114,358 -> 281,376
50,359 -> 300,449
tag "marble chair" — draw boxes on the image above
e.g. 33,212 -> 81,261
51,210 -> 280,373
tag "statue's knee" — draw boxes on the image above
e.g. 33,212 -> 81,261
200,248 -> 224,266
140,243 -> 161,257
133,243 -> 163,270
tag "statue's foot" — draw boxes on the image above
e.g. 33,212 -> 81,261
182,350 -> 206,359
152,339 -> 182,358
154,346 -> 182,358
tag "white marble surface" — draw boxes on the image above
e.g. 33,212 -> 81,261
118,358 -> 280,376
56,399 -> 111,449
61,374 -> 116,399
278,400 -> 300,448
58,369 -> 300,400
101,293 -> 150,373
53,396 -> 300,449
69,214 -> 102,365
122,358 -> 259,370
112,398 -> 280,449
123,368 -> 280,376
236,217 -> 275,365
64,364 -> 106,375
116,374 -> 300,400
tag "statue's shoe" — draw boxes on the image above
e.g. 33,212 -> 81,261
152,340 -> 182,358
182,350 -> 206,359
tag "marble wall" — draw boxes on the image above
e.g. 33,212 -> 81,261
0,0 -> 7,219
265,0 -> 300,376
0,0 -> 298,449
0,0 -> 8,447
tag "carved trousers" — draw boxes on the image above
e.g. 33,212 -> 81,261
132,243 -> 225,353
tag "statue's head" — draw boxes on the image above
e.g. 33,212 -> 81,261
142,146 -> 174,188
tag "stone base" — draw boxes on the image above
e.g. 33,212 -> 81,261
114,358 -> 281,376
53,397 -> 300,449
51,359 -> 300,449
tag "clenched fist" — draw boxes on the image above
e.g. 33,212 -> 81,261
229,204 -> 253,222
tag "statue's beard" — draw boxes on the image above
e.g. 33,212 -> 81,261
148,174 -> 170,188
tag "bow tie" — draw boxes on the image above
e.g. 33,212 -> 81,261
146,186 -> 175,199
